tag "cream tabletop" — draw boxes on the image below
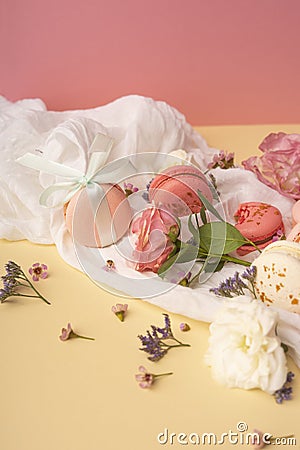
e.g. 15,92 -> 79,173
0,125 -> 299,450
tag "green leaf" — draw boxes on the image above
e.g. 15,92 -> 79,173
197,190 -> 224,222
203,258 -> 225,273
198,222 -> 248,255
200,206 -> 207,224
158,243 -> 198,277
157,254 -> 177,277
188,215 -> 200,243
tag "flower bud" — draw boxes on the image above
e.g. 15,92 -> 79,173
168,224 -> 179,242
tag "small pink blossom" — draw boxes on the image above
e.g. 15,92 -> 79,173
28,263 -> 48,281
131,207 -> 179,273
124,182 -> 139,197
135,365 -> 173,389
179,323 -> 190,332
242,132 -> 300,200
59,322 -> 73,341
272,229 -> 285,242
135,365 -> 154,388
207,150 -> 235,170
59,322 -> 95,341
250,429 -> 294,449
111,303 -> 128,322
103,260 -> 116,272
251,429 -> 266,449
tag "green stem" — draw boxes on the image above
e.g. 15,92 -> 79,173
162,343 -> 190,349
191,253 -> 250,286
245,238 -> 262,253
18,273 -> 51,305
12,293 -> 46,299
196,251 -> 251,267
190,265 -> 205,284
17,282 -> 33,288
75,334 -> 95,341
195,213 -> 200,229
17,274 -> 30,281
220,254 -> 251,266
154,372 -> 173,378
248,281 -> 257,299
171,336 -> 189,346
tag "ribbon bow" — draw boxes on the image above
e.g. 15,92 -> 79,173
17,133 -> 135,246
17,133 -> 133,207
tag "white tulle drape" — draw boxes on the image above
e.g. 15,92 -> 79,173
1,95 -> 299,366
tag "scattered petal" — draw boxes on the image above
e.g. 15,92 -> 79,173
135,365 -> 173,389
179,323 -> 190,332
103,260 -> 116,272
28,262 -> 48,281
59,323 -> 73,341
207,150 -> 235,170
251,429 -> 266,449
59,322 -> 95,341
124,182 -> 139,197
112,303 -> 128,321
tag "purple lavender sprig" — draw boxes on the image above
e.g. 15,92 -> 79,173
210,266 -> 257,298
138,314 -> 190,362
141,178 -> 154,202
274,371 -> 295,404
0,261 -> 50,305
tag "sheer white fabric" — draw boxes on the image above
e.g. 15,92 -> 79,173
0,95 -> 299,366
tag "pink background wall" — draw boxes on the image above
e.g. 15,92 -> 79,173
1,0 -> 300,125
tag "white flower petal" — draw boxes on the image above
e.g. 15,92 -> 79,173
204,298 -> 288,394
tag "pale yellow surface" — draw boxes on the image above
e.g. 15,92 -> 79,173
1,125 -> 300,450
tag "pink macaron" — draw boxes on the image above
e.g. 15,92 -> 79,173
292,200 -> 300,225
64,183 -> 132,247
285,200 -> 300,243
234,202 -> 285,256
148,165 -> 213,217
287,223 -> 300,243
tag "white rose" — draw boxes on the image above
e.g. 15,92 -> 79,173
205,296 -> 287,394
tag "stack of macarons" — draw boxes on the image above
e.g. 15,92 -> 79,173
149,165 -> 213,217
233,202 -> 285,256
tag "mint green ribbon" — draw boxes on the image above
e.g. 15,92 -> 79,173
17,133 -> 135,246
16,133 -> 132,207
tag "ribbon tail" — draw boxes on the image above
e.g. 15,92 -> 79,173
86,134 -> 114,179
40,182 -> 81,207
92,158 -> 136,184
17,153 -> 84,178
89,133 -> 114,156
